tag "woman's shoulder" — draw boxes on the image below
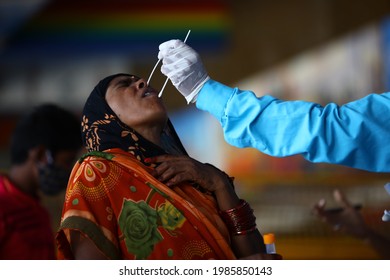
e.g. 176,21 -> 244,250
72,148 -> 144,182
77,149 -> 137,167
70,150 -> 122,184
78,150 -> 116,163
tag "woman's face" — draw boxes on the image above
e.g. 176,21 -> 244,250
105,75 -> 168,131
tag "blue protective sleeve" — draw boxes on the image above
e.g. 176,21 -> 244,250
196,79 -> 390,172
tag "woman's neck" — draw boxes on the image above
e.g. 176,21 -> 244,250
133,125 -> 163,147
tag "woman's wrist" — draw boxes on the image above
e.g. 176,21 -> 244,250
219,199 -> 257,236
200,163 -> 241,210
212,173 -> 241,209
204,163 -> 234,191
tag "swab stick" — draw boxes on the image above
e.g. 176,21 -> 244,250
158,30 -> 191,97
145,30 -> 191,97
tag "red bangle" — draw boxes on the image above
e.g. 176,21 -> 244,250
235,226 -> 257,236
219,199 -> 257,236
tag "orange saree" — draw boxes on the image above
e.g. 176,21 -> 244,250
56,148 -> 236,260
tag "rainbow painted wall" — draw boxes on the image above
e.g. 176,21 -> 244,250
2,0 -> 231,62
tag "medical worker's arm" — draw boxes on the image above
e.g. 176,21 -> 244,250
158,39 -> 390,172
196,79 -> 390,172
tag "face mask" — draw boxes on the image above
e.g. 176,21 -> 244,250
38,150 -> 70,196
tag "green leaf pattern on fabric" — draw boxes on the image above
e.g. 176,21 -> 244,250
118,187 -> 186,259
118,199 -> 163,260
157,200 -> 186,232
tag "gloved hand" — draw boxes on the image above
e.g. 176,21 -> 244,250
158,39 -> 210,103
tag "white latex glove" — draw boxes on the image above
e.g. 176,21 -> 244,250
158,39 -> 210,104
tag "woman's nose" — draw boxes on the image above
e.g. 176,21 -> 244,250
135,78 -> 147,89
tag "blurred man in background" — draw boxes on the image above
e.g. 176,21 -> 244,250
0,104 -> 82,259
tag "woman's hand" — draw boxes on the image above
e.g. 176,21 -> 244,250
147,154 -> 271,259
146,154 -> 231,193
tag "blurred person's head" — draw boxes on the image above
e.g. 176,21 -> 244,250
9,103 -> 82,196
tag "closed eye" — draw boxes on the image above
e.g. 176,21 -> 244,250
117,80 -> 132,87
118,81 -> 132,87
116,76 -> 139,88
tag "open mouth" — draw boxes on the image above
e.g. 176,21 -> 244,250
142,91 -> 155,98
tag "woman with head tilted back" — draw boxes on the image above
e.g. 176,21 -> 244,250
56,74 -> 279,260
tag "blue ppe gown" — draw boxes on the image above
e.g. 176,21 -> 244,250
196,79 -> 390,173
